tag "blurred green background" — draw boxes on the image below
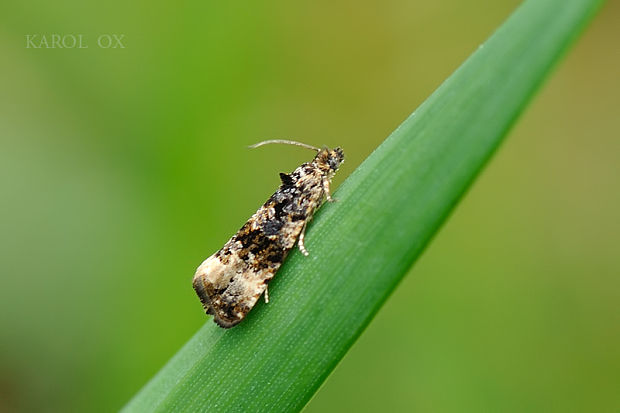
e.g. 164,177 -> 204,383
1,0 -> 618,411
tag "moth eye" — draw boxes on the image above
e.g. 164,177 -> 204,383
329,157 -> 340,170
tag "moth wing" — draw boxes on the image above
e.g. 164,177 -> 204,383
193,196 -> 308,328
193,252 -> 276,328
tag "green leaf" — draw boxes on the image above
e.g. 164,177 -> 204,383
123,0 -> 604,411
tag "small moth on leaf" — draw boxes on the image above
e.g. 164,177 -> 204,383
192,140 -> 345,328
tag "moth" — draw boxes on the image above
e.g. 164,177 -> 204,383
192,140 -> 345,328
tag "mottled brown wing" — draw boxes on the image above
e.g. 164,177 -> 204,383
193,216 -> 305,328
192,160 -> 329,328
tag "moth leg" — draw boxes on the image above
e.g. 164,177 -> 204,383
323,178 -> 337,202
264,285 -> 269,303
298,221 -> 310,256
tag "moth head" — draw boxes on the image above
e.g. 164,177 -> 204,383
316,146 -> 345,174
327,147 -> 345,171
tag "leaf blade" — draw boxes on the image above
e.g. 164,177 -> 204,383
123,0 -> 605,411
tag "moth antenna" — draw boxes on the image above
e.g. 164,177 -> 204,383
249,139 -> 320,152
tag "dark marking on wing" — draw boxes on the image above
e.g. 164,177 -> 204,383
279,172 -> 294,186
